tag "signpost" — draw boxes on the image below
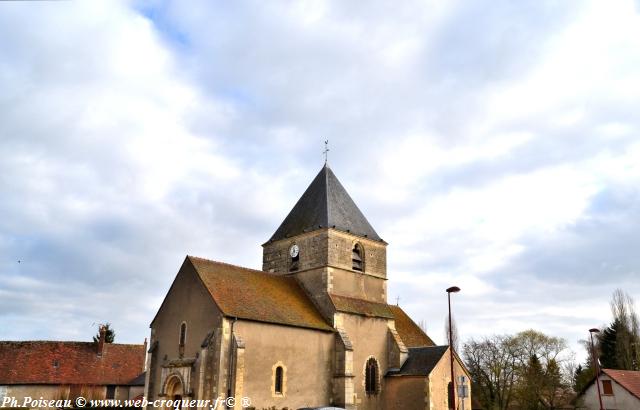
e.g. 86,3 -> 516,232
457,376 -> 468,410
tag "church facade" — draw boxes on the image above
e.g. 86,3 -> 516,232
145,165 -> 471,410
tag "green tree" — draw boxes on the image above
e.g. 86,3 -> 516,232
599,319 -> 621,369
516,355 -> 545,410
93,323 -> 115,343
609,289 -> 640,370
573,363 -> 594,393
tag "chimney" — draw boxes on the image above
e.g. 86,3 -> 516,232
97,325 -> 106,356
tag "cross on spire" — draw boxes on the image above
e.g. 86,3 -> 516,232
323,140 -> 329,164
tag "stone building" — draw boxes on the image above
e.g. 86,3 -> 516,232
146,165 -> 471,410
0,328 -> 146,409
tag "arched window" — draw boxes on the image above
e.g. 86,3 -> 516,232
365,358 -> 378,395
274,366 -> 284,395
352,243 -> 364,272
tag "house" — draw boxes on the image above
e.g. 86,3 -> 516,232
0,327 -> 146,409
146,164 -> 472,410
575,368 -> 640,410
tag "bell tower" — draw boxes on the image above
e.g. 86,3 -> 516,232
262,165 -> 388,318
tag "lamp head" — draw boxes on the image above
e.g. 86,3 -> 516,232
589,328 -> 600,334
446,286 -> 461,293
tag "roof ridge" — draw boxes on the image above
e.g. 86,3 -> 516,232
408,345 -> 449,350
331,293 -> 388,305
323,165 -> 331,226
187,255 -> 272,276
0,340 -> 144,346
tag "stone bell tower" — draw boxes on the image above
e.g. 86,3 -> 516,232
262,164 -> 388,320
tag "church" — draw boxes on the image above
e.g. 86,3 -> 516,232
144,165 -> 471,410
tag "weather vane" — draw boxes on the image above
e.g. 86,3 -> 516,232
323,140 -> 329,164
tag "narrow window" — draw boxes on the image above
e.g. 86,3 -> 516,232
179,322 -> 187,346
106,385 -> 116,400
352,243 -> 364,271
602,380 -> 614,395
365,358 -> 378,395
274,366 -> 284,395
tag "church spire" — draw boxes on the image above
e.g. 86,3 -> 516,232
268,165 -> 382,243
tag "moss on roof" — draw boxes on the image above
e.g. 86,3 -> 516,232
388,305 -> 435,347
189,256 -> 333,332
330,294 -> 395,318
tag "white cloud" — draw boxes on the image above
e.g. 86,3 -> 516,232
1,0 -> 639,367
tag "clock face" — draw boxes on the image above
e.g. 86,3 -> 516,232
289,244 -> 299,258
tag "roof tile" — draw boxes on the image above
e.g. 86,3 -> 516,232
389,305 -> 435,347
603,369 -> 640,399
268,165 -> 382,242
387,346 -> 449,376
330,294 -> 394,319
189,256 -> 333,332
0,341 -> 145,385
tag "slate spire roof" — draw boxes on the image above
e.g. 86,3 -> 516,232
268,165 -> 382,242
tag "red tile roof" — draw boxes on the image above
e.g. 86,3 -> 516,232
189,256 -> 333,332
388,305 -> 435,347
0,341 -> 145,385
603,369 -> 640,399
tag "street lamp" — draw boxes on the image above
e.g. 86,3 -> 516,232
589,328 -> 604,410
447,286 -> 461,410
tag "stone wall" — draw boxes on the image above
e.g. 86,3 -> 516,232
427,349 -> 472,410
231,320 -> 334,409
262,228 -> 386,279
384,376 -> 427,410
337,313 -> 390,410
148,260 -> 223,402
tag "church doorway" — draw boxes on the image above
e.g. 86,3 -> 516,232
164,375 -> 184,410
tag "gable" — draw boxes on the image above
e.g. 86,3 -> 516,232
150,257 -> 221,328
603,369 -> 640,400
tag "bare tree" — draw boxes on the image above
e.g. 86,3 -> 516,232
609,289 -> 640,370
445,315 -> 460,352
418,319 -> 428,334
463,330 -> 570,410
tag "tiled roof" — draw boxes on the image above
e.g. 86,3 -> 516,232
189,256 -> 333,332
387,345 -> 449,376
603,369 -> 640,399
127,372 -> 146,386
0,341 -> 145,385
388,305 -> 435,347
329,294 -> 394,319
268,165 -> 382,242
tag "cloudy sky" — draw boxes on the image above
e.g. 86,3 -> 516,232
1,0 -> 639,363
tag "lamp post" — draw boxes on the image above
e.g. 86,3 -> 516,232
589,328 -> 604,410
447,286 -> 461,410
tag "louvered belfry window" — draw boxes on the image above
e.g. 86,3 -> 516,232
352,243 -> 364,271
